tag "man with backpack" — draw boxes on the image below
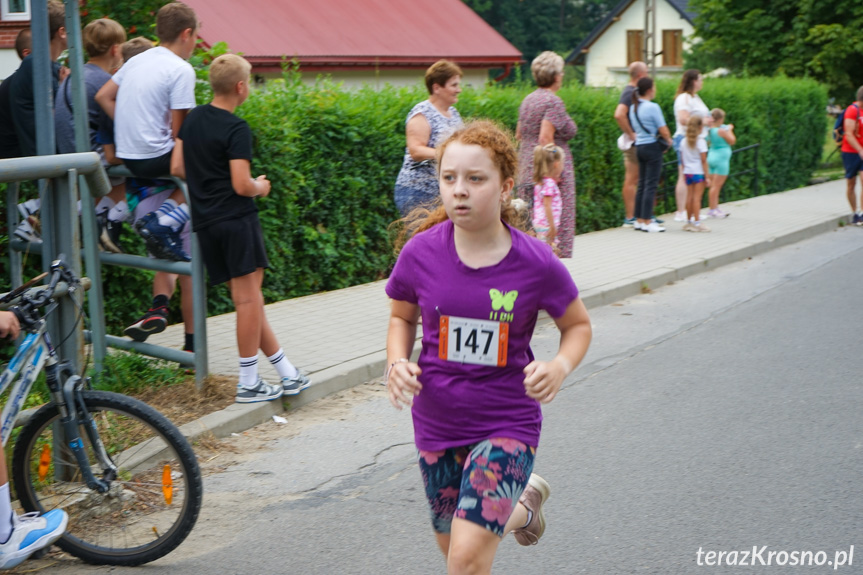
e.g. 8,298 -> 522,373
839,86 -> 863,226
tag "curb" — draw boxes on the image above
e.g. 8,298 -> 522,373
176,213 -> 847,446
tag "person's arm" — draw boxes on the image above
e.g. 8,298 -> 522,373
170,137 -> 185,179
543,196 -> 556,244
658,125 -> 673,147
171,109 -> 190,140
523,298 -> 592,403
229,158 -> 270,198
539,119 -> 555,146
102,143 -> 122,165
386,299 -> 422,410
405,114 -> 435,162
843,114 -> 863,157
719,125 -> 736,146
95,79 -> 119,120
0,311 -> 20,340
614,103 -> 636,141
700,151 -> 709,176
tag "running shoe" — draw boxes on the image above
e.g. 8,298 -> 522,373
236,378 -> 284,403
96,210 -> 124,253
281,372 -> 311,395
642,221 -> 666,233
134,211 -> 157,234
0,510 -> 68,569
140,218 -> 190,262
622,217 -> 636,228
13,218 -> 41,243
707,208 -> 729,219
673,211 -> 687,222
124,304 -> 169,342
512,474 -> 551,546
853,213 -> 863,226
692,222 -> 711,232
651,216 -> 665,224
682,222 -> 696,232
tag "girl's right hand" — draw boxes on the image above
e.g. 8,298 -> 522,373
387,361 -> 423,410
255,175 -> 271,198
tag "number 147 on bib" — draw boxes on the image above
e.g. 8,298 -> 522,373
439,315 -> 509,367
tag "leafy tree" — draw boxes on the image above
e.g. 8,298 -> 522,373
687,0 -> 863,101
81,0 -> 163,37
462,0 -> 614,77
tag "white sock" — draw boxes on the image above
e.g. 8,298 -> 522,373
158,203 -> 189,231
108,201 -> 130,223
239,356 -> 258,388
156,199 -> 178,218
268,349 -> 298,379
96,196 -> 116,213
0,484 -> 12,544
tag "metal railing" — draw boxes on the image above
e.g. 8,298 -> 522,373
4,158 -> 209,388
656,143 -> 761,214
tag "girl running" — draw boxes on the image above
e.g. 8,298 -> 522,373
532,144 -> 564,253
680,114 -> 710,232
385,120 -> 592,574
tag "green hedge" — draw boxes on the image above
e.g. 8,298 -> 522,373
1,75 -> 827,331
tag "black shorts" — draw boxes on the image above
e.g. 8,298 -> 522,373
197,212 -> 269,286
123,150 -> 173,179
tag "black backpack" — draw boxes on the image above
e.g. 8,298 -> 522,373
833,103 -> 860,144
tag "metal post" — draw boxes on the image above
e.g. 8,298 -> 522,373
753,146 -> 760,196
65,0 -> 107,373
4,182 -> 22,288
644,0 -> 657,77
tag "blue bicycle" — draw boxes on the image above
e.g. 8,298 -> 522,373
0,257 -> 202,566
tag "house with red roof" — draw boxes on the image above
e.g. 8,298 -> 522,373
181,0 -> 522,88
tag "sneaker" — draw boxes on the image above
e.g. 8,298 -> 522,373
854,213 -> 863,226
651,216 -> 665,224
622,217 -> 636,228
96,210 -> 124,254
124,304 -> 168,342
692,222 -> 711,232
134,211 -> 157,234
0,510 -> 68,569
682,222 -> 696,232
512,474 -> 551,546
140,218 -> 190,262
236,378 -> 284,403
13,218 -> 41,243
17,199 -> 40,221
707,208 -> 729,219
643,221 -> 666,233
673,211 -> 687,222
281,372 -> 311,395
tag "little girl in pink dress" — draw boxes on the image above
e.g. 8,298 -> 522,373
532,144 -> 564,254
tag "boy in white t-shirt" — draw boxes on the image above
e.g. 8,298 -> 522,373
96,2 -> 199,349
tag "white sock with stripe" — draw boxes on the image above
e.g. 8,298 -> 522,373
239,356 -> 259,388
268,349 -> 298,379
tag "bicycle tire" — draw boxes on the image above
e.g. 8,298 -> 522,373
11,390 -> 203,566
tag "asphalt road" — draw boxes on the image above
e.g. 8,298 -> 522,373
43,226 -> 863,575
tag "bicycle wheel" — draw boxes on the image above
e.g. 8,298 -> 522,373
11,390 -> 203,566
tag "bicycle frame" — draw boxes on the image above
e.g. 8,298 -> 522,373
0,310 -> 117,492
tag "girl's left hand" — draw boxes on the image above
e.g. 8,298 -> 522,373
523,357 -> 569,403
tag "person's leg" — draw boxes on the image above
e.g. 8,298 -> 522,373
642,145 -> 664,223
635,147 -> 648,224
230,271 -> 264,358
447,520 -> 502,575
0,452 -> 68,569
179,274 -> 194,351
685,181 -> 697,222
693,181 -> 706,222
622,149 -> 638,221
709,175 -> 727,211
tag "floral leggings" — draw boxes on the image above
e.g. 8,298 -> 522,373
417,438 -> 536,537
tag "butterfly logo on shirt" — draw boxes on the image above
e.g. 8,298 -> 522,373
489,289 -> 518,322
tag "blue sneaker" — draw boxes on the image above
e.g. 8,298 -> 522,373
853,213 -> 863,226
622,217 -> 636,228
134,210 -> 157,234
236,378 -> 283,403
0,510 -> 68,569
281,372 -> 311,396
651,216 -> 665,224
140,218 -> 190,262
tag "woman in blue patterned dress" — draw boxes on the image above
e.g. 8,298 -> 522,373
394,60 -> 465,216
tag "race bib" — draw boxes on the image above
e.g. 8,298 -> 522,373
439,315 -> 508,367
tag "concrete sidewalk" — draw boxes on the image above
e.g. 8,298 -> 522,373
150,179 -> 854,439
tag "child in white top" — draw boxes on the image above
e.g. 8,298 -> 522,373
532,144 -> 564,253
680,114 -> 710,232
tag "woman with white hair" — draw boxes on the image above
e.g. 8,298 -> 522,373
516,51 -> 577,257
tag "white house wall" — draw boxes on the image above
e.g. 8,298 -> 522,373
584,0 -> 694,87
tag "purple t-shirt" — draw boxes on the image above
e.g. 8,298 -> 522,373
385,219 -> 579,451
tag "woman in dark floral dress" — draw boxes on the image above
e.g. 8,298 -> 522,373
516,51 -> 578,257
